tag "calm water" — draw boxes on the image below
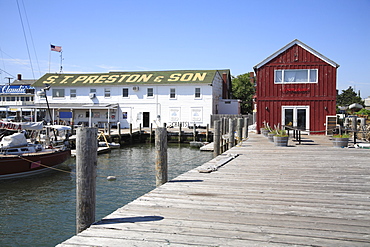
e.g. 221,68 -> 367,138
0,143 -> 213,247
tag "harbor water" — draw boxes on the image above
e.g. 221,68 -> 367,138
0,143 -> 213,247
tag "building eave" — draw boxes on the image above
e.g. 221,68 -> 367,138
253,39 -> 340,70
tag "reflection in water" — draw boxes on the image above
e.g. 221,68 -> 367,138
0,143 -> 212,247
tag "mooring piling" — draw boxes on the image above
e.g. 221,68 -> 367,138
76,127 -> 98,234
155,127 -> 168,187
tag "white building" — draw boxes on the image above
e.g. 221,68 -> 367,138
32,70 -> 240,129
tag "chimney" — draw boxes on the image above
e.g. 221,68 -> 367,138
17,74 -> 22,80
222,73 -> 228,99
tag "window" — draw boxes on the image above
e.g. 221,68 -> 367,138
195,87 -> 201,98
274,69 -> 317,83
170,88 -> 176,99
122,88 -> 128,97
52,89 -> 65,98
70,89 -> 76,98
90,89 -> 96,93
147,88 -> 153,97
104,88 -> 111,98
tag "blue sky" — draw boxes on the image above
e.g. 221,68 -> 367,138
1,0 -> 369,98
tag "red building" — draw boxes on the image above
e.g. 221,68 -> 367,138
253,39 -> 339,134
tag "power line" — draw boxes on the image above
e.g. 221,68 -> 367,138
16,0 -> 35,79
21,0 -> 41,77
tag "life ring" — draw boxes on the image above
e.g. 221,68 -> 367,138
111,115 -> 115,119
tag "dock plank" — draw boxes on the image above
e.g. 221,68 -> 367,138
58,133 -> 370,246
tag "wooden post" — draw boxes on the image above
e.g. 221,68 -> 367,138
150,123 -> 153,143
117,122 -> 122,144
229,118 -> 235,149
206,124 -> 209,142
155,127 -> 168,187
193,124 -> 196,142
178,123 -> 182,143
221,118 -> 226,152
213,120 -> 221,157
129,123 -> 133,144
243,117 -> 249,139
76,127 -> 98,234
108,123 -> 111,138
237,118 -> 243,144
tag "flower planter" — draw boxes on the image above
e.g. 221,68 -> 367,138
273,136 -> 289,146
261,128 -> 269,137
268,133 -> 276,142
333,137 -> 349,148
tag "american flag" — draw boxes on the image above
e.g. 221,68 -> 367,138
51,44 -> 62,52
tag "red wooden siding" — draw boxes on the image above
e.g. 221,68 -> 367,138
255,44 -> 337,134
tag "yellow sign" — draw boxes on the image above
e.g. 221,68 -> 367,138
41,72 -> 208,85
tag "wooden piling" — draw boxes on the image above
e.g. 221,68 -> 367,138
213,120 -> 221,157
117,122 -> 122,143
76,127 -> 98,234
206,124 -> 209,142
108,123 -> 111,138
237,118 -> 243,144
243,117 -> 249,139
129,123 -> 133,144
155,127 -> 168,187
178,123 -> 182,143
229,118 -> 235,148
193,124 -> 197,142
150,123 -> 153,143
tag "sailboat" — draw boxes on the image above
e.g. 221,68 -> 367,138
0,121 -> 71,179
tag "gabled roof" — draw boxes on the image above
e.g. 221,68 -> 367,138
253,39 -> 340,70
32,69 -> 230,87
11,79 -> 36,85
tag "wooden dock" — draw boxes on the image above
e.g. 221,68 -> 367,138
58,133 -> 370,246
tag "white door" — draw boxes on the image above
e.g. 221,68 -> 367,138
282,106 -> 309,131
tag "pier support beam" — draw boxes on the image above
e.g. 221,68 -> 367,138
76,127 -> 98,234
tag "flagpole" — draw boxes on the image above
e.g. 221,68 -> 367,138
48,44 -> 51,73
60,51 -> 63,73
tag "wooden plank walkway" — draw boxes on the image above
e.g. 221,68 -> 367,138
58,133 -> 370,246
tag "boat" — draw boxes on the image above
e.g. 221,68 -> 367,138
0,121 -> 71,180
97,131 -> 121,149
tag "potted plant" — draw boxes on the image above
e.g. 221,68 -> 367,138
332,134 -> 350,148
268,129 -> 277,142
273,128 -> 289,146
260,122 -> 269,137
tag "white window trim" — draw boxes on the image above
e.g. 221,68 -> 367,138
195,87 -> 202,99
169,87 -> 177,99
70,89 -> 77,99
52,89 -> 65,99
104,88 -> 111,98
122,88 -> 129,98
282,105 -> 310,134
274,69 -> 318,84
147,87 -> 154,99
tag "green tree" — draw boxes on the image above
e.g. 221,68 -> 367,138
231,72 -> 255,114
337,86 -> 364,107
